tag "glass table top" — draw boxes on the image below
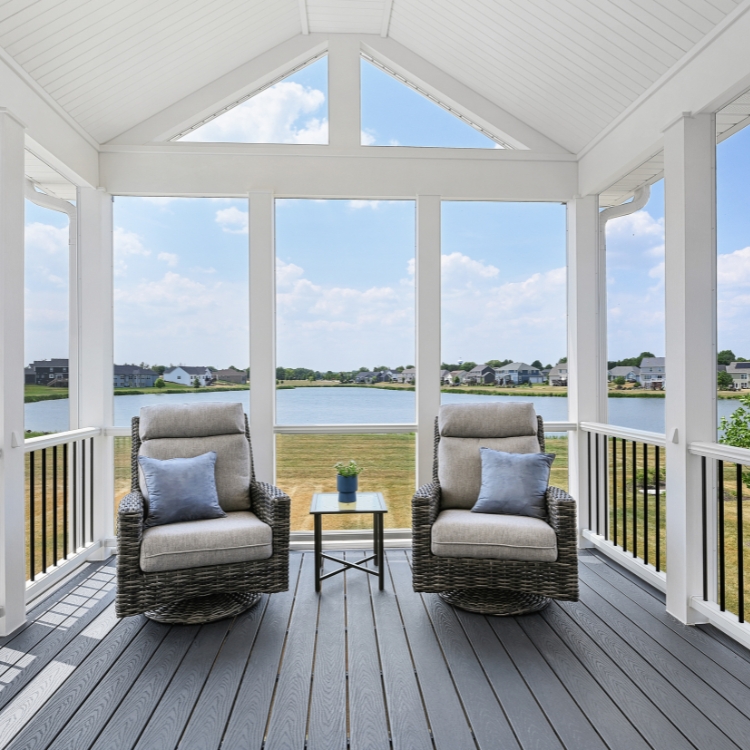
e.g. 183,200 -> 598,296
310,492 -> 388,514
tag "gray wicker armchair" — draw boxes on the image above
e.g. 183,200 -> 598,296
117,402 -> 290,624
412,402 -> 578,615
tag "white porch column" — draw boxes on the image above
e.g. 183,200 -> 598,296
0,109 -> 27,635
327,36 -> 361,148
663,113 -> 716,624
77,188 -> 115,554
567,195 -> 607,543
249,191 -> 276,482
415,195 -> 441,487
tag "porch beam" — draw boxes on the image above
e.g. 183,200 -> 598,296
415,196 -> 441,487
249,190 -> 276,482
567,194 -> 606,544
99,147 -> 577,201
77,188 -> 115,553
663,113 -> 717,624
0,109 -> 27,635
326,36 -> 362,148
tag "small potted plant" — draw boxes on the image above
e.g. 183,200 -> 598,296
334,460 -> 363,501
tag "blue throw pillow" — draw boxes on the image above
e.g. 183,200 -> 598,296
139,451 -> 226,527
472,448 -> 555,519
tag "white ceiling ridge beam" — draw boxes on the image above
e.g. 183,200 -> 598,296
299,0 -> 309,35
578,0 -> 750,194
361,37 -> 569,154
381,0 -> 394,38
105,33 -> 329,146
0,45 -> 99,152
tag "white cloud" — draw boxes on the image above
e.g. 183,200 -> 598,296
348,200 -> 381,210
190,266 -> 217,274
606,209 -> 664,241
25,222 -> 67,254
182,81 -> 327,144
215,207 -> 248,234
158,252 -> 178,267
361,130 -> 376,146
114,227 -> 150,256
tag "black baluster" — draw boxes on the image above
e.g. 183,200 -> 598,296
643,442 -> 649,566
613,437 -> 618,546
737,463 -> 744,623
656,445 -> 662,573
719,460 -> 726,612
53,445 -> 58,566
90,438 -> 94,544
701,455 -> 707,599
587,432 -> 592,532
29,451 -> 35,581
63,443 -> 68,557
595,433 -> 600,535
632,440 -> 637,559
622,438 -> 628,553
81,440 -> 86,548
72,442 -> 77,552
41,448 -> 47,574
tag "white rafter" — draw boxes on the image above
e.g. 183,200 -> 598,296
299,0 -> 310,34
381,0 -> 394,37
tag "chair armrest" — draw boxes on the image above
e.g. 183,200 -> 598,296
250,481 -> 291,531
546,485 -> 578,554
117,491 -> 145,576
412,481 -> 441,549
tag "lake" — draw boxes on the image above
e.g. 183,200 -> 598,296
24,387 -> 744,435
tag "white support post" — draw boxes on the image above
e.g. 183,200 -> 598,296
0,109 -> 27,635
77,188 -> 115,555
663,113 -> 716,624
567,195 -> 607,544
327,36 -> 361,148
416,196 -> 441,488
249,191 -> 276,482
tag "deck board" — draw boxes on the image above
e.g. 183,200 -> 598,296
5,550 -> 750,750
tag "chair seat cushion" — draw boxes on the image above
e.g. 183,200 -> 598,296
431,509 -> 557,562
140,511 -> 272,573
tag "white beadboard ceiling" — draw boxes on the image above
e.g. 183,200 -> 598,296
0,0 -> 743,151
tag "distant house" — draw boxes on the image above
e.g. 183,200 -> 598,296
355,371 -> 374,383
495,362 -> 545,385
114,365 -> 158,388
450,370 -> 466,383
24,367 -> 36,385
213,368 -> 248,384
465,364 -> 495,384
31,358 -> 68,385
639,357 -> 665,389
608,365 -> 640,382
399,368 -> 416,384
164,366 -> 213,387
727,361 -> 750,389
440,369 -> 452,384
548,362 -> 568,385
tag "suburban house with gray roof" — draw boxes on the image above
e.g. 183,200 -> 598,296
495,362 -> 545,385
164,366 -> 213,387
608,365 -> 641,382
640,357 -> 666,389
114,365 -> 158,388
548,362 -> 568,385
727,361 -> 750,389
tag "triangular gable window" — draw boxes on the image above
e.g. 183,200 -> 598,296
177,56 -> 328,144
360,56 -> 507,149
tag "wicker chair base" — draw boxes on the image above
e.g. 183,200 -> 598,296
438,588 -> 551,616
145,592 -> 262,624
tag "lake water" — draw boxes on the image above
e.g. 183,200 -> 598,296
24,387 -> 744,435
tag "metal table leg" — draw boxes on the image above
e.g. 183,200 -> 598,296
377,512 -> 385,591
314,514 -> 322,593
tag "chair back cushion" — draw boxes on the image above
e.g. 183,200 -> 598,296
438,402 -> 540,510
137,402 -> 251,512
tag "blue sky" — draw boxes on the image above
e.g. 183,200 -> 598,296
22,57 -> 750,372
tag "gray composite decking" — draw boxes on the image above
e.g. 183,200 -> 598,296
0,550 -> 749,749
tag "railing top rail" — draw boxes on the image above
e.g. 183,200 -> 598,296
24,427 -> 101,453
580,421 -> 666,447
689,441 -> 750,464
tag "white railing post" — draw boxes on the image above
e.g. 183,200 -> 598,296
567,194 -> 606,545
249,191 -> 276,482
77,188 -> 115,556
0,109 -> 27,634
663,113 -> 717,624
416,195 -> 441,488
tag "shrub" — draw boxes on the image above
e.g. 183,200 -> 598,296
154,377 -> 165,389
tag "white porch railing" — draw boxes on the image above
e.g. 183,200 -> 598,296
579,422 -> 668,594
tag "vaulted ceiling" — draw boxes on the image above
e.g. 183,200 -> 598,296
0,0 -> 743,152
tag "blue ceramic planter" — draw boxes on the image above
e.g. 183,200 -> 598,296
337,474 -> 358,502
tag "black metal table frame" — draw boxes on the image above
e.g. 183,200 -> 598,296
313,511 -> 386,591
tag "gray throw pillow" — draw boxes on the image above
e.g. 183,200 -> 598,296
139,451 -> 226,527
472,448 -> 555,519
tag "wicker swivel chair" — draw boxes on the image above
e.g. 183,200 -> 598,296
117,402 -> 290,624
412,402 -> 578,615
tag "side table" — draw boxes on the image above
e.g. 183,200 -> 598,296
310,492 -> 388,591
